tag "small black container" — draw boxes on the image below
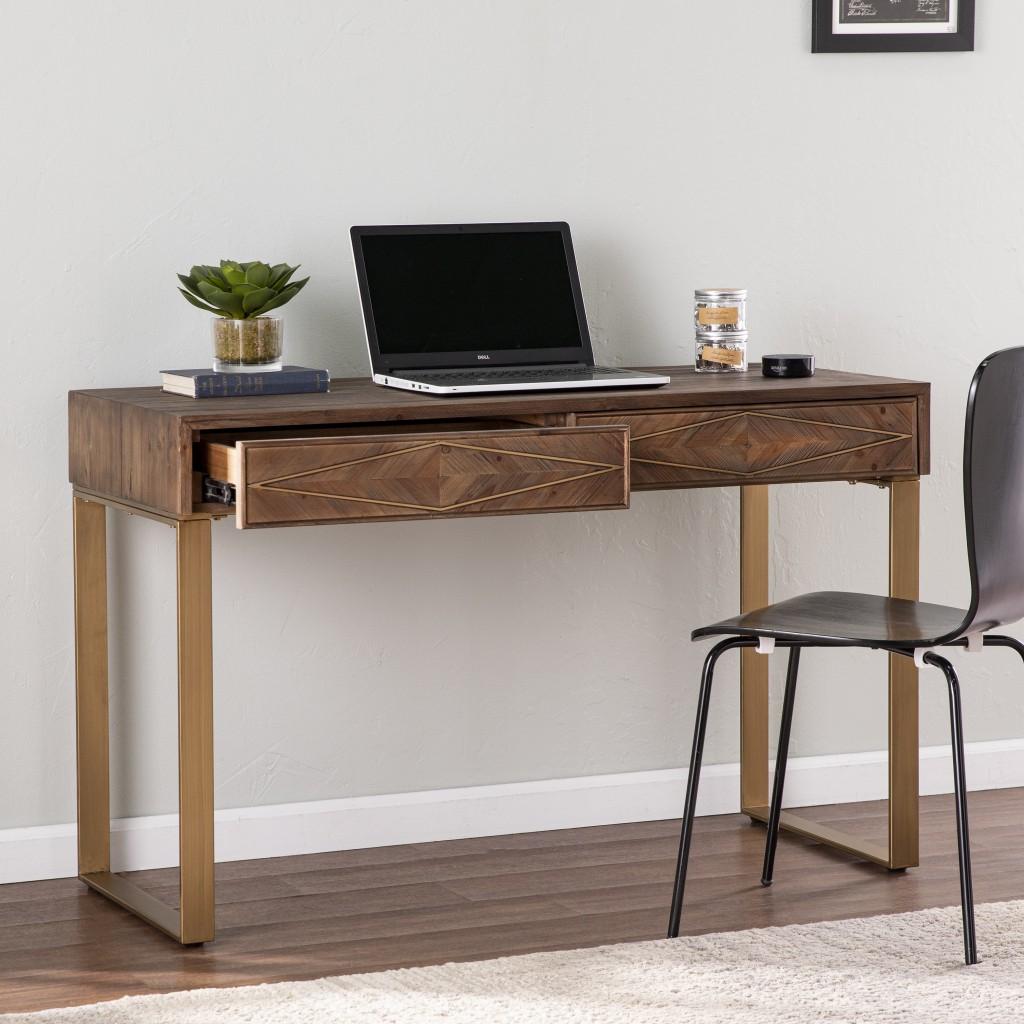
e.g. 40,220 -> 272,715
762,354 -> 815,379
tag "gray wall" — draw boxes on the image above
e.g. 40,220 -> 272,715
3,0 -> 1022,829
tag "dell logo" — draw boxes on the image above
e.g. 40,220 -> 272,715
477,354 -> 491,360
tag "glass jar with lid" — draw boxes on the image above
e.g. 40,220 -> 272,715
695,330 -> 748,373
694,288 -> 747,332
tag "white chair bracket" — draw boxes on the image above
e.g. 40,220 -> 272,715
756,637 -> 775,655
913,647 -> 935,668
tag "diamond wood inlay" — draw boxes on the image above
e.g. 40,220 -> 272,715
235,426 -> 630,527
578,401 -> 919,489
632,410 -> 908,476
255,440 -> 621,512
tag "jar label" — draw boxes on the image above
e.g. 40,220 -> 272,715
699,345 -> 745,367
697,306 -> 739,326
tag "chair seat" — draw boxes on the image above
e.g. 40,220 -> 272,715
692,591 -> 969,647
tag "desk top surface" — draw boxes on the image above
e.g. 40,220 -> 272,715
71,365 -> 929,430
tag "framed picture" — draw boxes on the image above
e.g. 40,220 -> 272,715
813,0 -> 975,52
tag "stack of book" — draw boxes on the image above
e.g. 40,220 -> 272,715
160,366 -> 329,398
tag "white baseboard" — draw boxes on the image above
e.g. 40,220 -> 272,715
5,738 -> 1024,886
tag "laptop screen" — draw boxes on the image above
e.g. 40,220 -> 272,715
354,225 -> 591,368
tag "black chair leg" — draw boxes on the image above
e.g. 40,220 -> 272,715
924,652 -> 978,966
761,647 -> 801,887
667,637 -> 749,939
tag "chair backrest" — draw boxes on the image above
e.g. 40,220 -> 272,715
958,346 -> 1024,637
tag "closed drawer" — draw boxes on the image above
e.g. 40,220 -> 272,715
578,400 -> 918,488
199,424 -> 629,528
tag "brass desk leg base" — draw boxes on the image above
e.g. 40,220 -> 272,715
738,481 -> 921,871
743,807 -> 891,866
73,496 -> 215,944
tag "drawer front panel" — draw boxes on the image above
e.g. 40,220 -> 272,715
234,426 -> 629,527
578,400 -> 918,488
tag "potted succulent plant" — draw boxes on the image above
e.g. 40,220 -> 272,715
178,261 -> 310,372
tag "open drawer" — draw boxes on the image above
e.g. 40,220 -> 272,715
198,423 -> 630,528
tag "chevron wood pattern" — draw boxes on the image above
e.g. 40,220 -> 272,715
234,426 -> 629,528
578,400 -> 918,488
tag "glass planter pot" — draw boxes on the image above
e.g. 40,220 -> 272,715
212,317 -> 283,372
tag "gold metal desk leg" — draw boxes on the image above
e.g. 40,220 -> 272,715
739,480 -> 921,870
177,519 -> 215,943
739,485 -> 770,811
888,479 -> 920,869
74,496 -> 216,944
74,497 -> 111,877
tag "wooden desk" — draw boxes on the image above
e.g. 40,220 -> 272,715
68,366 -> 930,943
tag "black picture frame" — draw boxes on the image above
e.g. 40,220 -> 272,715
813,0 -> 974,52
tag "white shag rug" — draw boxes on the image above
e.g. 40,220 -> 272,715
8,901 -> 1024,1023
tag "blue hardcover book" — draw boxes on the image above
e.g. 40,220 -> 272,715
160,366 -> 329,398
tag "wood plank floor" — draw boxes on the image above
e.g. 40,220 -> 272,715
3,789 -> 1024,1014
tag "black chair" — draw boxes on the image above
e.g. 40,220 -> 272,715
667,347 -> 1024,966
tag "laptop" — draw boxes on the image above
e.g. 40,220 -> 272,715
350,222 -> 670,395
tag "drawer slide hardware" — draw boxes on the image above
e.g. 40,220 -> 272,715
202,476 -> 236,505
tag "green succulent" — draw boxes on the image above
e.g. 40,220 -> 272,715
178,261 -> 310,319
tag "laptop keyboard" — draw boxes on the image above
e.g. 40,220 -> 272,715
412,365 -> 627,383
